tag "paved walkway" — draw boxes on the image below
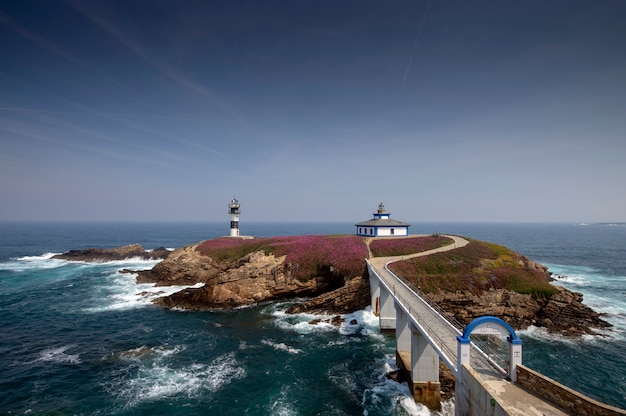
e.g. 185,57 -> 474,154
367,235 -> 569,415
368,234 -> 469,370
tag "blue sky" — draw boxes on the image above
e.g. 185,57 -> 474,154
1,1 -> 625,222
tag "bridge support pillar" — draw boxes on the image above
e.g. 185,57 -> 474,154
395,302 -> 411,352
395,302 -> 411,374
396,317 -> 441,410
378,285 -> 396,331
369,270 -> 381,316
409,322 -> 441,410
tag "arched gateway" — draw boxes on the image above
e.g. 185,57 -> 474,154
456,316 -> 523,382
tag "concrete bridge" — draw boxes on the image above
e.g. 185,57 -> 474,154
366,235 -> 626,416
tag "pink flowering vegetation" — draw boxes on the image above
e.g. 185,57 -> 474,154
369,236 -> 454,257
196,235 -> 368,281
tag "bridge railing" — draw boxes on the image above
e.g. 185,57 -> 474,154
384,263 -> 465,331
391,288 -> 459,369
381,262 -> 508,377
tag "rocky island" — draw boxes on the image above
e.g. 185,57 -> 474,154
56,235 -> 611,337
53,244 -> 171,262
54,234 -> 613,402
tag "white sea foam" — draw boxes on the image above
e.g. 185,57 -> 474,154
84,270 -> 204,312
518,325 -> 575,344
338,309 -> 366,335
31,345 -> 81,364
353,307 -> 387,339
2,253 -> 66,272
517,325 -> 612,344
17,252 -> 59,261
114,345 -> 184,361
267,304 -> 337,334
115,351 -> 245,408
261,339 -> 303,354
266,303 -> 385,339
363,355 -> 453,416
267,386 -> 298,416
6,253 -> 161,271
265,304 -> 451,414
546,263 -> 626,338
441,398 -> 455,416
77,257 -> 163,267
362,357 -> 432,416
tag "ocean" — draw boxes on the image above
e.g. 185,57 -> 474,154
1,222 -> 625,415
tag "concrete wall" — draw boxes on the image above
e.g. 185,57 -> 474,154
455,365 -> 510,416
516,365 -> 626,416
376,227 -> 408,237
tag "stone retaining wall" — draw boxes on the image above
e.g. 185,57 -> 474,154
456,365 -> 510,416
516,364 -> 626,416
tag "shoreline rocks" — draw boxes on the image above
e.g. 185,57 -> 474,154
57,240 -> 611,337
53,244 -> 170,262
428,286 -> 611,336
145,246 -> 352,310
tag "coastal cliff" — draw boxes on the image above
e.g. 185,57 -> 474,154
141,235 -> 371,312
429,287 -> 610,337
388,239 -> 611,336
56,235 -> 611,336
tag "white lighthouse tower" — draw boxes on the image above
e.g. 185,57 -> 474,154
228,197 -> 240,237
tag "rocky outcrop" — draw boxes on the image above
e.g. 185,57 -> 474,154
53,244 -> 170,262
135,244 -> 220,286
429,286 -> 611,336
76,239 -> 610,337
148,246 -> 361,311
286,271 -> 371,315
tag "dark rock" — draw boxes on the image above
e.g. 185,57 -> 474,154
307,316 -> 346,326
95,237 -> 610,339
285,269 -> 370,315
149,243 -> 369,313
53,244 -> 170,262
429,286 -> 611,336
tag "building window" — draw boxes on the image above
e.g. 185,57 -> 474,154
391,229 -> 395,235
370,228 -> 373,235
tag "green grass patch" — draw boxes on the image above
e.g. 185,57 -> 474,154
388,239 -> 556,296
369,236 -> 453,257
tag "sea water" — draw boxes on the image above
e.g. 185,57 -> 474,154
0,222 -> 624,415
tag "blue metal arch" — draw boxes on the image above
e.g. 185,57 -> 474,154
456,316 -> 522,345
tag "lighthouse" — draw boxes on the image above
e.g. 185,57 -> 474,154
228,197 -> 240,237
355,202 -> 410,237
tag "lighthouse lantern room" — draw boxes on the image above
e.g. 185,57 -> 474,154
228,197 -> 240,237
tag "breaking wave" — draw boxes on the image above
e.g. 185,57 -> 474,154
108,350 -> 245,408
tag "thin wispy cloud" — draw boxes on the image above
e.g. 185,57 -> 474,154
68,0 -> 256,136
0,7 -> 126,90
1,1 -> 624,221
0,70 -> 225,162
0,120 -> 173,169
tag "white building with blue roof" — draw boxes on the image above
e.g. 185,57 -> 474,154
355,203 -> 410,237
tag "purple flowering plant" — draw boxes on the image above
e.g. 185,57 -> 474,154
196,235 -> 368,280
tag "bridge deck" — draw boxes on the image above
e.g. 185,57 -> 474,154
368,235 -> 569,415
